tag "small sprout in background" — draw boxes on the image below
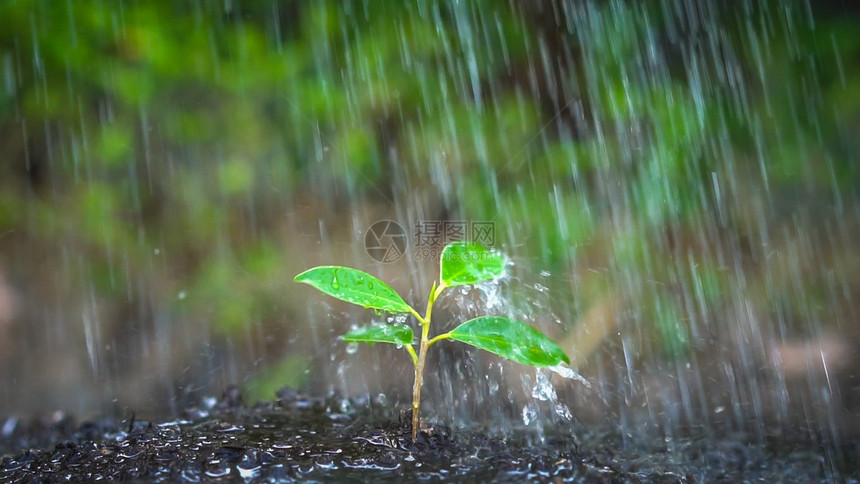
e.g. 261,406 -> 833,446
294,241 -> 569,442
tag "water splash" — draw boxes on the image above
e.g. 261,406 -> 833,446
531,369 -> 557,402
548,364 -> 592,389
521,403 -> 537,426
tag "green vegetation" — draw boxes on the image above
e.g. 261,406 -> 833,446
295,242 -> 568,440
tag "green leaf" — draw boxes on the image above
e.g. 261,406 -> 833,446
449,316 -> 569,366
440,242 -> 505,287
294,266 -> 413,314
341,324 -> 414,346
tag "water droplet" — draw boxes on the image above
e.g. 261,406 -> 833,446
531,369 -> 557,401
204,464 -> 231,478
345,343 -> 359,354
2,417 -> 19,437
177,290 -> 186,300
548,364 -> 592,388
554,403 -> 572,420
522,403 -> 537,425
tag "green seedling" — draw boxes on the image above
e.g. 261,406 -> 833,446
294,241 -> 569,441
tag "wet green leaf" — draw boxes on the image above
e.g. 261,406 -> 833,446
342,324 -> 414,346
449,316 -> 569,367
440,242 -> 504,287
294,266 -> 413,314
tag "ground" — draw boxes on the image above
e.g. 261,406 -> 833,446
1,387 -> 856,483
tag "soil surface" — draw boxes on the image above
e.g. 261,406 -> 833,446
1,387 -> 857,483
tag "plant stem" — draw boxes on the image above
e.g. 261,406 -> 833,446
427,332 -> 451,347
410,282 -> 445,441
405,345 -> 418,366
408,307 -> 427,326
411,316 -> 430,441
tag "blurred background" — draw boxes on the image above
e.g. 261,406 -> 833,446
1,0 -> 858,448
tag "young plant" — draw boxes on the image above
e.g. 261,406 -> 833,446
294,242 -> 569,441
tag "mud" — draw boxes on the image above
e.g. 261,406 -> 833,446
1,387 -> 856,483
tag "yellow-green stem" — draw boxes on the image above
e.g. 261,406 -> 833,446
405,345 -> 418,366
408,307 -> 426,326
427,332 -> 451,347
411,282 -> 445,441
410,318 -> 430,441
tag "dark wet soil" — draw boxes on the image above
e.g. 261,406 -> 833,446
1,387 -> 857,483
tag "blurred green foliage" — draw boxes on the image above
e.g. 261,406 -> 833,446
0,0 -> 858,411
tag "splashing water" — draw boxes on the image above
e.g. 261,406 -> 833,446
522,403 -> 538,426
548,364 -> 592,390
531,369 -> 557,402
